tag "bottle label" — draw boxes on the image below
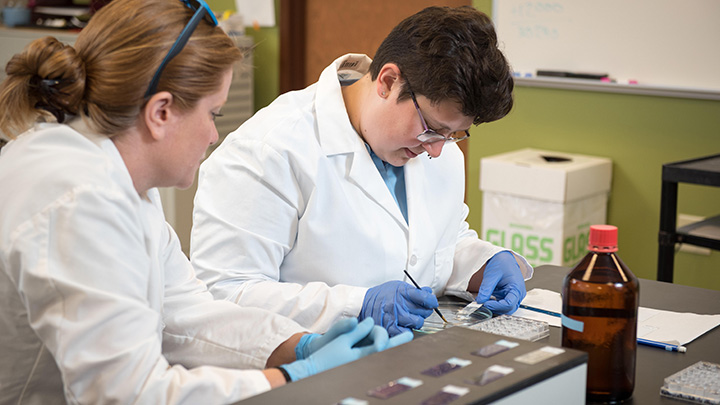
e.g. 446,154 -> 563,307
561,314 -> 584,332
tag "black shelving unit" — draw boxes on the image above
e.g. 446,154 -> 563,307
657,153 -> 720,282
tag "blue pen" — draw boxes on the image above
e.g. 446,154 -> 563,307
637,338 -> 687,353
520,304 -> 688,353
519,304 -> 561,318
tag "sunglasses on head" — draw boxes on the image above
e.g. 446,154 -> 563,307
144,0 -> 218,98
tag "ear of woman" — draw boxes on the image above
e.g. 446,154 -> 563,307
376,63 -> 401,98
143,91 -> 176,141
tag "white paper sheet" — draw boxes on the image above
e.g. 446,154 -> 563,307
234,0 -> 275,27
517,288 -> 720,345
516,288 -> 563,327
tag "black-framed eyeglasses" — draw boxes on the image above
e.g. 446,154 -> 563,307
144,0 -> 218,98
406,81 -> 470,144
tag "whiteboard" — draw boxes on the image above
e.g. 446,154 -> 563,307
493,0 -> 720,92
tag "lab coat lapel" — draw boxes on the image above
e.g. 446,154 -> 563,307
315,54 -> 371,157
404,157 -> 432,241
346,151 -> 408,229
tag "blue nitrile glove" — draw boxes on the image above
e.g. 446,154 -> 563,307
359,280 -> 438,336
281,318 -> 413,381
475,251 -> 527,315
294,317 -> 358,360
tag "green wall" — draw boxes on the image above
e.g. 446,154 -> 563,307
471,0 -> 720,289
211,0 -> 720,290
465,84 -> 720,290
208,0 -> 280,110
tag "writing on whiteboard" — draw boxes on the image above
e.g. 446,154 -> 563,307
511,2 -> 564,18
509,2 -> 565,40
493,0 -> 720,90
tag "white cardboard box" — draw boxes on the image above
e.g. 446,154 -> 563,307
480,148 -> 612,267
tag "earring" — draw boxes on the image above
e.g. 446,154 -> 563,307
381,91 -> 386,97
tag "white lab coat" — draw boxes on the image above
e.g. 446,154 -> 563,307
191,54 -> 533,334
0,121 -> 306,404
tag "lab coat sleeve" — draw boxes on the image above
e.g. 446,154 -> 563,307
160,220 -> 307,370
443,203 -> 533,301
7,188 -> 282,403
192,136 -> 368,333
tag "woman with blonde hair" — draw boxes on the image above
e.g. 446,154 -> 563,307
0,0 -> 410,403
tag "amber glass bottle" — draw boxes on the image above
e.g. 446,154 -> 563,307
561,225 -> 639,403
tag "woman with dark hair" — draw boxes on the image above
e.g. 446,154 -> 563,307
191,6 -> 533,337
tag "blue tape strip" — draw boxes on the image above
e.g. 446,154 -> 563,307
561,314 -> 584,332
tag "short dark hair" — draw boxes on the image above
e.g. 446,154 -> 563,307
369,6 -> 513,125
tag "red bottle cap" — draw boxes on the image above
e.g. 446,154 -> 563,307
588,224 -> 618,252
